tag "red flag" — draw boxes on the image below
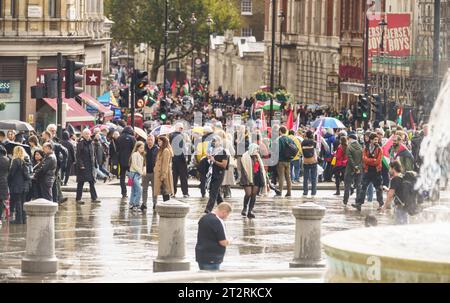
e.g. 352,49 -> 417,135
171,79 -> 176,96
286,109 -> 294,130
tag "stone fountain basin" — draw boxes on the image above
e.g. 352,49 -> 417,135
322,223 -> 450,283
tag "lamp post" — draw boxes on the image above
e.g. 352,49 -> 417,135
176,15 -> 184,84
190,13 -> 197,80
363,1 -> 375,129
379,18 -> 388,127
433,0 -> 441,103
278,10 -> 285,89
205,14 -> 213,88
163,0 -> 169,101
269,0 -> 277,126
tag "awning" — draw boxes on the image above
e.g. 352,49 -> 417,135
77,92 -> 114,117
42,97 -> 95,126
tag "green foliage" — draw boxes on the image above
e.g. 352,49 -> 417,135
105,0 -> 241,79
275,89 -> 291,102
0,102 -> 5,111
254,90 -> 273,101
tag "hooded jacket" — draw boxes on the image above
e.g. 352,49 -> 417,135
117,126 -> 136,168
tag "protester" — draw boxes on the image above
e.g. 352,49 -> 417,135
333,136 -> 348,196
195,202 -> 232,270
170,123 -> 189,198
128,141 -> 146,212
75,129 -> 100,204
153,136 -> 174,203
277,126 -> 294,197
343,133 -> 362,206
33,143 -> 57,201
142,134 -> 159,211
109,131 -> 120,178
117,126 -> 136,198
61,131 -> 76,186
352,133 -> 384,211
0,145 -> 9,221
240,143 -> 266,218
8,146 -> 32,224
381,161 -> 409,224
301,130 -> 318,198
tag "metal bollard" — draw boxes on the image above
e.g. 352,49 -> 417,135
153,200 -> 190,272
290,202 -> 326,268
21,199 -> 58,273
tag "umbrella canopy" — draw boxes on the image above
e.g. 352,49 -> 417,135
134,127 -> 148,139
3,142 -> 32,157
261,101 -> 282,111
311,117 -> 345,129
0,120 -> 34,132
151,125 -> 174,136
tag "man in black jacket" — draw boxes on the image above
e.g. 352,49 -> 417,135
170,123 -> 189,198
117,126 -> 136,198
61,131 -> 75,186
75,129 -> 100,204
34,142 -> 57,201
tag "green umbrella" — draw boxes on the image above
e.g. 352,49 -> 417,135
261,100 -> 281,110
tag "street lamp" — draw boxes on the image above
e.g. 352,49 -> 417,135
269,0 -> 277,126
205,14 -> 214,88
190,13 -> 197,80
379,18 -> 388,126
278,10 -> 285,89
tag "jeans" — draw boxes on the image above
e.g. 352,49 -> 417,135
61,164 -> 71,185
129,172 -> 142,207
290,159 -> 301,182
198,263 -> 221,271
277,161 -> 292,195
76,181 -> 98,201
96,167 -> 107,179
10,192 -> 25,224
142,172 -> 157,206
366,183 -> 374,202
206,174 -> 225,212
343,171 -> 361,204
356,170 -> 383,206
394,206 -> 408,225
303,164 -> 318,196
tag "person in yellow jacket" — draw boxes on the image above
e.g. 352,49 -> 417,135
289,130 -> 303,183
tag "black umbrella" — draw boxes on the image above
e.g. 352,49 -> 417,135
3,142 -> 32,157
0,120 -> 34,132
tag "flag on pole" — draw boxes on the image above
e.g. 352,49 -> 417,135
315,120 -> 324,150
261,110 -> 267,131
181,80 -> 190,96
286,109 -> 294,130
171,79 -> 177,97
293,113 -> 300,132
396,106 -> 403,126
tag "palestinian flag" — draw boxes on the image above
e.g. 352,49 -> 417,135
171,79 -> 177,97
396,106 -> 403,126
381,135 -> 394,169
181,80 -> 190,96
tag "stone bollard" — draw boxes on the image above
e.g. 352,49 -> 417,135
290,202 -> 326,268
153,200 -> 190,272
21,199 -> 58,273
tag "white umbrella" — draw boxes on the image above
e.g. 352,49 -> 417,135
134,127 -> 147,139
151,125 -> 174,136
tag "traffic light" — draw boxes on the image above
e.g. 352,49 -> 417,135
159,99 -> 168,121
371,94 -> 383,122
65,60 -> 84,98
358,94 -> 369,120
134,69 -> 148,109
119,88 -> 130,108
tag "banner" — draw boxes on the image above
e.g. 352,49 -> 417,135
369,13 -> 411,59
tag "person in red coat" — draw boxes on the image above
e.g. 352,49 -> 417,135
332,136 -> 348,195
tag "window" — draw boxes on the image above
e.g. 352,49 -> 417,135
241,27 -> 253,37
241,0 -> 252,15
11,0 -> 17,18
48,0 -> 57,18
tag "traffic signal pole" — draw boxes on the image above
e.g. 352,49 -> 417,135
131,71 -> 135,128
57,52 -> 63,139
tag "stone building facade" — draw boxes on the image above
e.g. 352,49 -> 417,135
0,0 -> 111,124
235,0 -> 266,41
264,0 -> 342,107
209,31 -> 265,98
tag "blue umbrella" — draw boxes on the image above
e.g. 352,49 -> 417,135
311,117 -> 345,129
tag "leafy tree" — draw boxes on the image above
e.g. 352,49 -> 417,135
105,0 -> 240,81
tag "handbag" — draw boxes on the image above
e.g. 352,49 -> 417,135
127,175 -> 134,187
331,157 -> 337,166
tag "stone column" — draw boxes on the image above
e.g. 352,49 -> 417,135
24,56 -> 40,126
153,200 -> 190,272
21,199 -> 59,273
290,202 -> 326,268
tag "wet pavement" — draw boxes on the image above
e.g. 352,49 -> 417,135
0,180 -> 398,283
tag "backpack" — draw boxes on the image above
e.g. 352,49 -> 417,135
282,137 -> 299,161
396,171 -> 421,216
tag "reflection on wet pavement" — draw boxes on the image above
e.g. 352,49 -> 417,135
0,185 -> 395,282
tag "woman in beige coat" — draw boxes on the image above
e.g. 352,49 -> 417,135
153,136 -> 174,203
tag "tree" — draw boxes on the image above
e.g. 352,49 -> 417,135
105,0 -> 240,81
